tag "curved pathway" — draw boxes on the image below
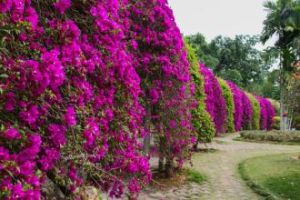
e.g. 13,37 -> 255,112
140,134 -> 300,200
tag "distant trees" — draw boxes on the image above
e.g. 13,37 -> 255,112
185,34 -> 276,94
261,0 -> 300,130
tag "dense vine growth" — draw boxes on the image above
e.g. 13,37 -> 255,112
0,0 -> 276,199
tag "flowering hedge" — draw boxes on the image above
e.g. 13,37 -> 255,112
127,0 -> 196,176
227,81 -> 243,132
218,78 -> 235,133
0,0 -> 151,199
265,99 -> 276,130
0,0 -> 277,199
241,91 -> 253,130
185,41 -> 215,144
200,65 -> 227,134
246,93 -> 261,130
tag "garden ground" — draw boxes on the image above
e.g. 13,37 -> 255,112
139,134 -> 300,200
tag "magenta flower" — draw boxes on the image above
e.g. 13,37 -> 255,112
3,128 -> 21,140
0,0 -> 12,13
40,148 -> 60,171
4,92 -> 16,111
64,106 -> 77,127
227,81 -> 243,131
201,65 -> 227,134
53,0 -> 71,14
48,124 -> 66,147
19,105 -> 40,125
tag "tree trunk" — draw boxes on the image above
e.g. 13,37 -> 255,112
165,156 -> 174,178
193,141 -> 198,151
158,137 -> 165,173
143,105 -> 151,155
280,88 -> 286,131
279,52 -> 287,131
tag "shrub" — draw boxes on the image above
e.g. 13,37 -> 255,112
218,78 -> 235,133
246,93 -> 261,130
268,99 -> 280,115
257,96 -> 268,130
241,91 -> 253,130
227,81 -> 243,131
201,65 -> 227,134
240,130 -> 300,143
272,116 -> 280,130
293,116 -> 300,130
0,0 -> 152,198
127,0 -> 196,177
254,97 -> 275,131
185,41 -> 215,143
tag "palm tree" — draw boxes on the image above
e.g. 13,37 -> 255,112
261,0 -> 300,130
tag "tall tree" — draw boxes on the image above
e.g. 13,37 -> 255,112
261,0 -> 300,130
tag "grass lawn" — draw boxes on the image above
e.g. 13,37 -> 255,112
239,153 -> 300,200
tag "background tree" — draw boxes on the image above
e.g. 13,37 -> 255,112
186,34 -> 276,92
261,0 -> 300,130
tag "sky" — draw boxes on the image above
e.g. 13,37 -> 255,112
168,0 -> 276,48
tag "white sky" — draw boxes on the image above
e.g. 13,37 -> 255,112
168,0 -> 276,48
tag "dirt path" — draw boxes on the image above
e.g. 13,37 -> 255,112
139,134 -> 300,200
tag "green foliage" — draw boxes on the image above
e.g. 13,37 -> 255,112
217,78 -> 235,133
220,69 -> 242,86
268,99 -> 280,115
186,169 -> 205,184
246,93 -> 261,130
239,154 -> 300,200
272,116 -> 280,130
240,130 -> 300,143
185,40 -> 215,143
186,34 -> 277,94
260,70 -> 280,100
293,116 -> 300,130
185,34 -> 219,70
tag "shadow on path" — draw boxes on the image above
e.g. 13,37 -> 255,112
140,133 -> 300,200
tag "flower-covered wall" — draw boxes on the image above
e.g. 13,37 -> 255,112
0,0 -> 277,199
200,65 -> 227,134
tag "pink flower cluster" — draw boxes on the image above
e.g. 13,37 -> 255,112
127,0 -> 197,167
257,97 -> 275,130
200,64 -> 227,134
241,91 -> 253,129
0,0 -> 151,199
227,81 -> 243,131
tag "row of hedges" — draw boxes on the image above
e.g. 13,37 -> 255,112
185,41 -> 276,142
0,0 -> 276,199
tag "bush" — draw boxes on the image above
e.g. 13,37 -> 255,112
201,65 -> 227,134
0,1 -> 152,198
241,91 -> 253,130
128,0 -> 196,177
218,78 -> 235,133
272,116 -> 280,130
185,40 -> 215,143
246,93 -> 261,130
227,81 -> 243,131
240,130 -> 300,143
268,99 -> 280,115
293,116 -> 300,130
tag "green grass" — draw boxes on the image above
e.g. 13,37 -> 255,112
185,168 -> 206,184
239,153 -> 300,200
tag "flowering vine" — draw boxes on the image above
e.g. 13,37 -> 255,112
0,0 -> 151,199
127,0 -> 196,176
201,65 -> 227,134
